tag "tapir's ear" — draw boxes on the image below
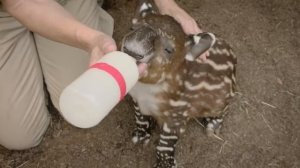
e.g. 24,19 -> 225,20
185,32 -> 216,61
132,0 -> 158,25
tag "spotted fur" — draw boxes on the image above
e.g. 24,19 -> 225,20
122,1 -> 237,167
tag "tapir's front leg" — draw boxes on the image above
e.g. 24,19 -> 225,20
154,112 -> 188,168
154,123 -> 178,168
132,98 -> 156,144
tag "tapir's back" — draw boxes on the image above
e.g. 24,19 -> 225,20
182,38 -> 237,118
123,13 -> 237,120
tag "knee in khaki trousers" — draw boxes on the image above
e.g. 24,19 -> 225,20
0,0 -> 113,150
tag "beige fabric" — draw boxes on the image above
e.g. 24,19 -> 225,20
0,10 -> 50,150
0,0 -> 114,149
35,0 -> 114,110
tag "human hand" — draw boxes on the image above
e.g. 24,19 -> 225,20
88,32 -> 147,77
88,32 -> 117,65
137,63 -> 148,78
154,0 -> 209,61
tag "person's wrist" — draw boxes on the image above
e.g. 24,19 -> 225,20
88,31 -> 116,54
155,0 -> 179,16
74,24 -> 100,53
85,31 -> 117,65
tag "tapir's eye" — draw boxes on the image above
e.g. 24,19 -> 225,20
164,47 -> 174,54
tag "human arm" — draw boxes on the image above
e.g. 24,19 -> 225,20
154,0 -> 208,61
1,0 -> 116,65
154,0 -> 202,35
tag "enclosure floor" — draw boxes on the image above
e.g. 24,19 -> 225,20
1,0 -> 299,167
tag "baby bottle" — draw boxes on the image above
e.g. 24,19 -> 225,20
59,51 -> 139,128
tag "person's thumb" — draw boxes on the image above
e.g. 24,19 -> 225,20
138,63 -> 148,78
101,38 -> 117,54
89,36 -> 117,66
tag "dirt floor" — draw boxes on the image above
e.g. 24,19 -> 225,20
1,0 -> 299,167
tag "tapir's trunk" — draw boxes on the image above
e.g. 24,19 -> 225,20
122,26 -> 157,63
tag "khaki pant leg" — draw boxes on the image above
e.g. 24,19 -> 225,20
0,12 -> 50,150
34,0 -> 114,110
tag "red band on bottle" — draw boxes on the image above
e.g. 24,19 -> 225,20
90,63 -> 126,100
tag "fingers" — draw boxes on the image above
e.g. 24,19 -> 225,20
199,51 -> 209,62
101,37 -> 117,54
137,63 -> 148,78
89,33 -> 117,66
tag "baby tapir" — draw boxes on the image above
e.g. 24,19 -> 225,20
121,1 -> 237,167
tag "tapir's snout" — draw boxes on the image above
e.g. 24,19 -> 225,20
121,26 -> 157,63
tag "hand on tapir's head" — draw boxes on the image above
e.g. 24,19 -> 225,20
131,0 -> 210,62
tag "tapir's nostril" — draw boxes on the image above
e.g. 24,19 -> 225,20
122,46 -> 128,53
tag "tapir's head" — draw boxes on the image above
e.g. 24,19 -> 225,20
121,0 -> 215,83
